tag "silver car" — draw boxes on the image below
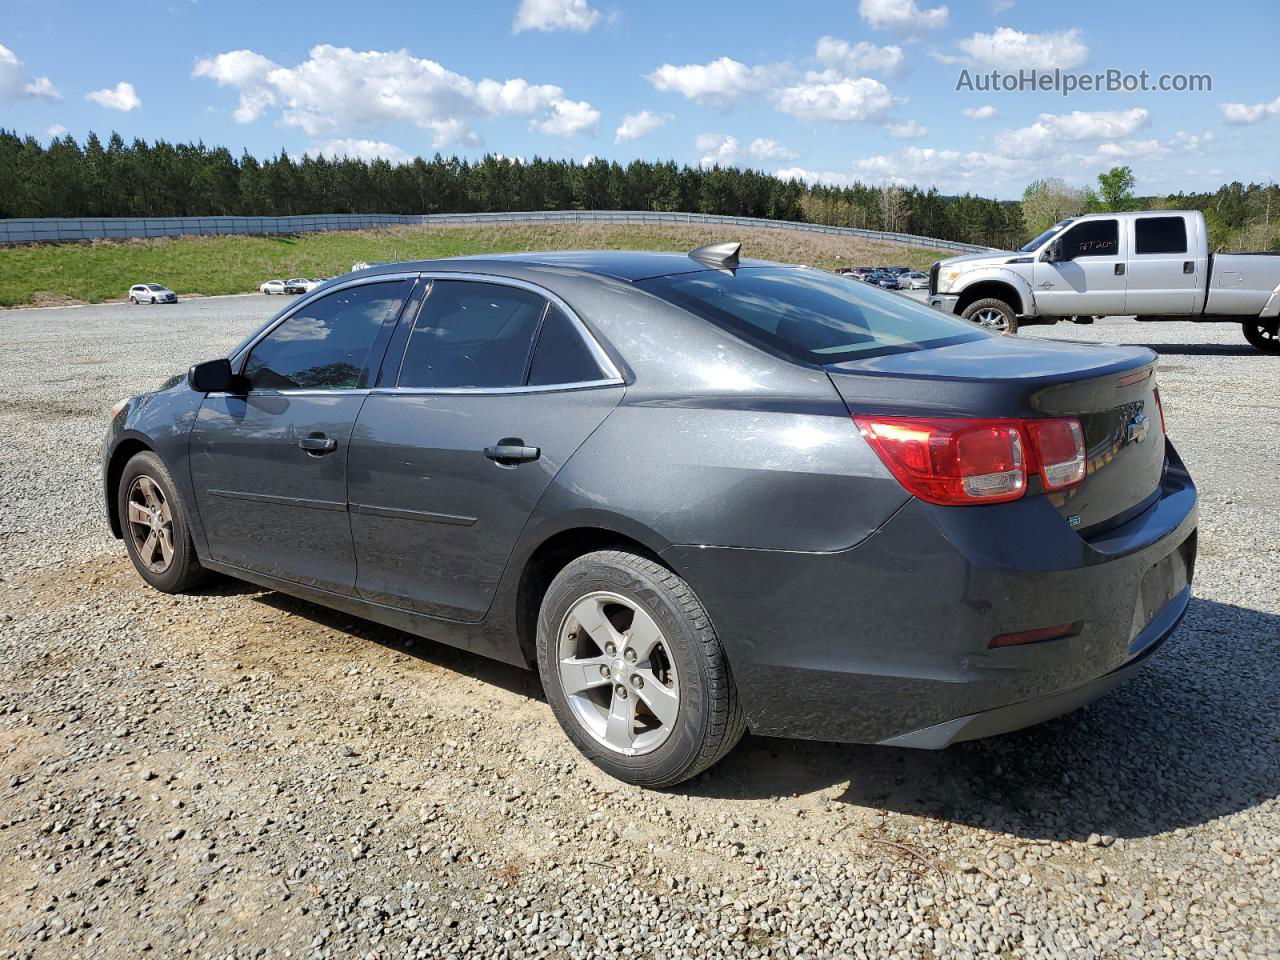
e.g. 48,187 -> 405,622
128,283 -> 177,304
897,271 -> 929,290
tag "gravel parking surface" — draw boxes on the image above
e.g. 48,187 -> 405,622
1,296 -> 1277,959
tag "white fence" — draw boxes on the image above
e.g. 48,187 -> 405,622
0,210 -> 994,253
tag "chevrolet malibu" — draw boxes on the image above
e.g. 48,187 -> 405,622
103,244 -> 1197,787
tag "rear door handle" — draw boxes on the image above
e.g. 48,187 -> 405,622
1183,261 -> 1195,274
484,439 -> 540,464
1114,263 -> 1126,276
299,433 -> 337,454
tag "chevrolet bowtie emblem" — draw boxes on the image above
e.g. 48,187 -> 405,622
1127,414 -> 1150,444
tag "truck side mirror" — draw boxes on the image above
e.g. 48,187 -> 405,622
189,358 -> 245,394
1043,240 -> 1064,263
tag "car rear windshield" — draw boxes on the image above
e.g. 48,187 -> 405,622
637,266 -> 985,364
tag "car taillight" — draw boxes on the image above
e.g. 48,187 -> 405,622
854,417 -> 1026,506
1026,418 -> 1086,491
1154,387 -> 1167,436
854,415 -> 1087,506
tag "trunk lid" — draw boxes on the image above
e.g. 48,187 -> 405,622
826,336 -> 1165,531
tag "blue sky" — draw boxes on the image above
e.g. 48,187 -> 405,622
1,0 -> 1276,198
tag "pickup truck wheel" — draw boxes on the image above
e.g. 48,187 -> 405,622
961,298 -> 1019,335
1242,320 -> 1280,353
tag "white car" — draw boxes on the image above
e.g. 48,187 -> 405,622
260,279 -> 287,295
896,271 -> 929,290
128,283 -> 177,304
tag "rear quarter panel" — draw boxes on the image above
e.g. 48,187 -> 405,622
1206,253 -> 1280,316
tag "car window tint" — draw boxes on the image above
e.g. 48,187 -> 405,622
1059,219 -> 1119,259
639,267 -> 985,364
243,280 -> 409,390
528,306 -> 605,386
398,280 -> 547,389
1134,216 -> 1188,255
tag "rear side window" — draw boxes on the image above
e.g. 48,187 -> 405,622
1134,216 -> 1188,255
398,280 -> 547,389
243,280 -> 409,390
638,267 -> 984,364
528,306 -> 605,386
1058,219 -> 1119,259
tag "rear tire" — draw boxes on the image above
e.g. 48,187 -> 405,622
1242,320 -> 1280,353
961,298 -> 1019,335
118,451 -> 208,594
537,549 -> 746,788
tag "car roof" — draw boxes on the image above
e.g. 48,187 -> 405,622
357,250 -> 780,283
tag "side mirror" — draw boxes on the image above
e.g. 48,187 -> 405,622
1044,240 -> 1064,263
189,358 -> 245,394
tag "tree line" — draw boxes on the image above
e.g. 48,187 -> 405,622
2,130 -> 1274,251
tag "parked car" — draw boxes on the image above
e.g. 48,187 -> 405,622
128,283 -> 177,304
884,266 -> 912,276
928,209 -> 1280,350
897,271 -> 929,290
868,271 -> 899,289
283,277 -> 321,294
103,243 -> 1197,787
260,280 -> 287,295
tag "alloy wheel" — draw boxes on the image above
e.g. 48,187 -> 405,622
126,475 -> 175,574
971,308 -> 1010,332
557,591 -> 680,756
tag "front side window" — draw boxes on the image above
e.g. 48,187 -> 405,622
243,280 -> 410,390
638,267 -> 985,364
1058,219 -> 1119,260
1134,216 -> 1188,255
397,280 -> 547,389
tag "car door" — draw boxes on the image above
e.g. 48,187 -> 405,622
1032,218 -> 1127,316
347,276 -> 625,622
1124,215 -> 1199,314
189,276 -> 415,594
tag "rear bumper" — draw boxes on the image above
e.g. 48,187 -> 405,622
662,445 -> 1198,746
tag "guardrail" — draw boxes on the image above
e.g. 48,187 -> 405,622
0,210 -> 994,253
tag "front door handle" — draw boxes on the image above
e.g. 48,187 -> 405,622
299,433 -> 337,454
484,439 -> 540,464
1114,263 -> 1126,276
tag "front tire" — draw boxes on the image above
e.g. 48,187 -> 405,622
118,451 -> 208,593
1242,320 -> 1280,353
537,550 -> 746,788
962,298 -> 1019,335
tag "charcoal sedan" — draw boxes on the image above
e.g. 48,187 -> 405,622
103,244 -> 1197,787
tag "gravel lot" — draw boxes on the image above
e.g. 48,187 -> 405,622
1,295 -> 1277,959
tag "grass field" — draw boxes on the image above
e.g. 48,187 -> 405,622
0,223 -> 948,307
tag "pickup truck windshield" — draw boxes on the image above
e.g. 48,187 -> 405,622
1020,219 -> 1075,253
638,267 -> 986,364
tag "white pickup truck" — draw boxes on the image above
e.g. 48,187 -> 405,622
927,210 -> 1280,353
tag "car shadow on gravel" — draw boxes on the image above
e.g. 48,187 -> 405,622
1138,342 -> 1264,356
682,598 -> 1280,842
249,590 -> 546,702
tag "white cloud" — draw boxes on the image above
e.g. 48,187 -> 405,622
193,44 -> 599,146
46,123 -> 67,138
962,104 -> 997,120
697,133 -> 739,166
86,81 -> 141,112
995,108 -> 1149,158
815,36 -> 904,78
955,28 -> 1088,70
513,0 -> 601,33
614,110 -> 670,143
696,133 -> 796,167
989,0 -> 1015,11
0,43 -> 61,101
858,0 -> 948,38
312,138 -> 412,164
1220,95 -> 1280,125
192,50 -> 279,122
773,74 -> 896,123
775,166 -> 859,187
856,145 -> 1023,187
748,137 -> 797,161
648,56 -> 777,109
532,97 -> 600,136
886,120 -> 928,139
